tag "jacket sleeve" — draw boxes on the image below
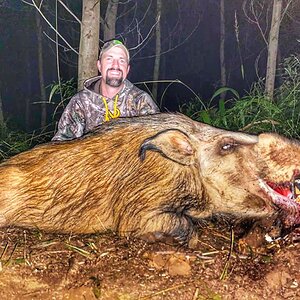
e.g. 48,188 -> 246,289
135,92 -> 160,116
52,95 -> 86,141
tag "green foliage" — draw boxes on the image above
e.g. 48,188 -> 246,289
48,78 -> 77,119
0,119 -> 55,161
0,125 -> 32,161
181,55 -> 300,139
0,125 -> 54,161
0,78 -> 77,161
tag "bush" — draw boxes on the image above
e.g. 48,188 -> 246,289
48,78 -> 77,121
0,125 -> 32,161
181,54 -> 300,139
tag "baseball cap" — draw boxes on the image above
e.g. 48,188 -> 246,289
99,39 -> 130,63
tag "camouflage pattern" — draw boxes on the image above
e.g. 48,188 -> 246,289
52,76 -> 159,141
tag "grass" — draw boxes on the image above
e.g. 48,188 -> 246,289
0,79 -> 76,161
0,126 -> 32,161
180,54 -> 300,139
0,124 -> 54,162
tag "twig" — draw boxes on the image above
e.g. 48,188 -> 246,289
192,288 -> 199,300
220,227 -> 234,280
58,0 -> 82,24
139,284 -> 186,299
240,119 -> 280,131
134,79 -> 206,110
22,0 -> 79,54
0,242 -> 9,260
64,243 -> 91,258
4,243 -> 18,266
130,16 -> 160,52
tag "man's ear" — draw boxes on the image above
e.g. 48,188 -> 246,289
97,60 -> 101,73
139,129 -> 195,166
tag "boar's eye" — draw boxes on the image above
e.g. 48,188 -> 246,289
222,143 -> 234,150
220,141 -> 239,154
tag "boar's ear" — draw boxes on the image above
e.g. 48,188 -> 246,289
139,129 -> 195,166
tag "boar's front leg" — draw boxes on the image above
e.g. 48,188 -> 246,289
136,211 -> 198,246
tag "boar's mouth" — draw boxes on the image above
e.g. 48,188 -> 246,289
259,175 -> 300,227
267,178 -> 300,202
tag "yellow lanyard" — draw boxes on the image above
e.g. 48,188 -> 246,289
102,94 -> 121,122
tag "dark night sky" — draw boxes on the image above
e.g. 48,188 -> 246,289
0,0 -> 299,132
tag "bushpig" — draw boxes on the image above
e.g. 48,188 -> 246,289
1,113 -> 300,244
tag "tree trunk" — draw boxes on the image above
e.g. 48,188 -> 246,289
220,0 -> 226,99
265,0 -> 282,100
152,0 -> 162,104
78,0 -> 100,90
25,58 -> 32,132
0,88 -> 5,130
36,9 -> 47,128
25,13 -> 32,132
104,0 -> 119,41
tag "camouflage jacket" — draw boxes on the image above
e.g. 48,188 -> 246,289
52,76 -> 159,141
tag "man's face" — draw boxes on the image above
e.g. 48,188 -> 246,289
97,46 -> 130,88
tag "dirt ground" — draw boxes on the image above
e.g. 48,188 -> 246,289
0,223 -> 300,300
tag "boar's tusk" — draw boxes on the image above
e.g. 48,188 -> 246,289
139,129 -> 195,166
259,178 -> 300,227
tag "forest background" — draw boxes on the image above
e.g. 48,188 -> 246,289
0,0 -> 300,158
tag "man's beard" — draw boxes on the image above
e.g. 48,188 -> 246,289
106,68 -> 124,87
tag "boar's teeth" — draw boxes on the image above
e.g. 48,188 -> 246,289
293,178 -> 300,200
267,181 -> 293,198
260,179 -> 300,204
264,180 -> 295,199
260,179 -> 300,227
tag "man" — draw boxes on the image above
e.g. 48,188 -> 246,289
52,40 -> 159,141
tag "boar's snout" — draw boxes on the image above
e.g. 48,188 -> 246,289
256,132 -> 300,228
256,133 -> 300,180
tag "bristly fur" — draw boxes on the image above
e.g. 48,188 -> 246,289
0,113 -> 300,244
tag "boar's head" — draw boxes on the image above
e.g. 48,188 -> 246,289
139,116 -> 300,228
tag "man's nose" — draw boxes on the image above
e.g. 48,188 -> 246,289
112,59 -> 120,68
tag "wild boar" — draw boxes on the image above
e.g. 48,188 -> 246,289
0,113 -> 300,244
